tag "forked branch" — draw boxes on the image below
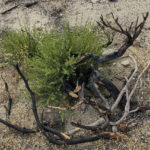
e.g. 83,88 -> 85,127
76,12 -> 149,65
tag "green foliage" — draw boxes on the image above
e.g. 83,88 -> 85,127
60,111 -> 66,123
1,28 -> 41,64
1,24 -> 108,105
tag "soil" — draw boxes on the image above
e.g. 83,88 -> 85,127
0,0 -> 150,149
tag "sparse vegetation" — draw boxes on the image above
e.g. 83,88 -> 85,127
1,24 -> 108,105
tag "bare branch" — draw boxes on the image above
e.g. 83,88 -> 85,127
1,76 -> 12,116
65,118 -> 105,136
94,12 -> 149,63
110,61 -> 150,126
14,64 -> 66,145
111,55 -> 138,112
0,118 -> 36,133
47,106 -> 66,111
128,61 -> 150,100
110,87 -> 131,126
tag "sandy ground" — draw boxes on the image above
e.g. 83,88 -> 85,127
0,0 -> 150,149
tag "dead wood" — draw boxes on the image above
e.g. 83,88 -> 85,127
2,1 -> 38,15
0,118 -> 36,133
15,64 -> 66,145
1,5 -> 19,15
111,55 -> 138,112
66,118 -> 105,135
25,1 -> 38,8
76,13 -> 149,65
5,0 -> 14,5
47,106 -> 66,111
110,60 -> 150,126
1,76 -> 12,116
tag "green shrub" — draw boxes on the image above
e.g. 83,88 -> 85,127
1,24 -> 108,105
1,28 -> 41,64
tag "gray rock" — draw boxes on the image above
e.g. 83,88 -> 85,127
146,110 -> 150,116
40,111 -> 64,129
112,125 -> 118,133
91,0 -> 100,3
102,48 -> 115,55
121,59 -> 130,67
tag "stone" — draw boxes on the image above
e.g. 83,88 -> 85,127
91,0 -> 101,4
121,59 -> 130,67
146,110 -> 150,116
102,48 -> 115,55
112,126 -> 118,133
40,111 -> 64,129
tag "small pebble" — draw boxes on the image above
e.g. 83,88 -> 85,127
112,126 -> 118,133
121,60 -> 130,67
146,110 -> 150,116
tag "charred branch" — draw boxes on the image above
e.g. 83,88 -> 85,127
14,64 -> 67,144
0,118 -> 36,133
1,76 -> 12,116
1,5 -> 19,15
25,1 -> 38,8
76,12 -> 149,65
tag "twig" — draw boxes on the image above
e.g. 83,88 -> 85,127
110,86 -> 131,125
0,118 -> 36,133
1,4 -> 19,15
1,76 -> 12,116
71,121 -> 104,131
100,132 -> 128,139
92,69 -> 120,102
97,21 -> 115,48
111,55 -> 138,112
69,100 -> 84,110
69,83 -> 85,110
87,99 -> 109,115
54,83 -> 84,111
89,75 -> 110,110
76,13 -> 148,65
5,0 -> 14,5
129,107 -> 140,113
47,106 -> 66,111
110,61 -> 150,126
25,1 -> 38,8
128,61 -> 150,100
2,1 -> 38,15
15,64 -> 65,145
65,118 -> 105,136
